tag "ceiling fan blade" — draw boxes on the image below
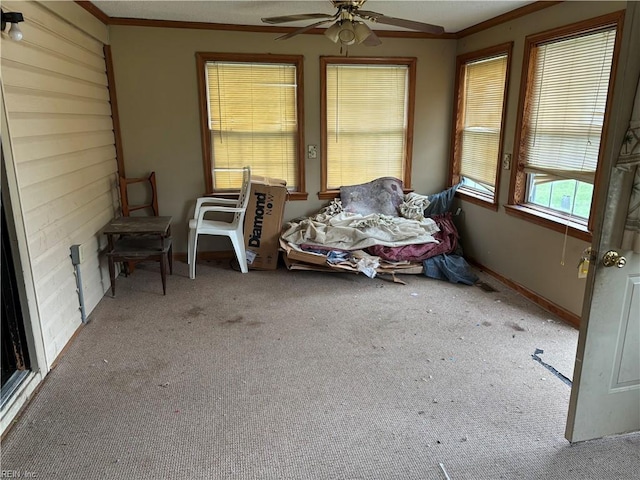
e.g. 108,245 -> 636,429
363,30 -> 382,47
262,13 -> 334,24
357,10 -> 445,35
275,19 -> 336,40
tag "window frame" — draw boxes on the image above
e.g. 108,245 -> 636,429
449,42 -> 513,210
506,12 -> 624,240
319,56 -> 416,199
195,52 -> 307,200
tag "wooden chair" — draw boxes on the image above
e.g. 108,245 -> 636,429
107,172 -> 173,295
119,172 -> 159,216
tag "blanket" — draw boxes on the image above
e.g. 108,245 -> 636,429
280,179 -> 469,278
281,210 -> 440,251
367,213 -> 458,262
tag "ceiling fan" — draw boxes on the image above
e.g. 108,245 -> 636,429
261,0 -> 445,47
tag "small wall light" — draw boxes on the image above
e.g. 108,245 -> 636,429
1,9 -> 24,42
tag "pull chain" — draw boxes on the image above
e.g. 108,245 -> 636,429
560,223 -> 569,266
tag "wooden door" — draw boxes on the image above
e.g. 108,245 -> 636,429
565,3 -> 640,442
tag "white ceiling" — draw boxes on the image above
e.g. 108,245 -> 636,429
91,0 -> 534,34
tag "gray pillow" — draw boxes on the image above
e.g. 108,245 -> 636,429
340,177 -> 404,216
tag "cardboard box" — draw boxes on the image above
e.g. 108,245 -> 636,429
281,254 -> 337,273
279,238 -> 331,267
244,176 -> 288,270
279,238 -> 425,276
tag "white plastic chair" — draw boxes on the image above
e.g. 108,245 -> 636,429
188,166 -> 251,279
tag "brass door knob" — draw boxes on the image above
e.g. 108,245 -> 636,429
602,250 -> 627,268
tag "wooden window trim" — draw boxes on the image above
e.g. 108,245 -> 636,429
507,11 -> 625,238
449,42 -> 513,212
318,187 -> 415,202
195,52 -> 306,198
504,204 -> 592,242
456,187 -> 500,211
319,56 -> 416,197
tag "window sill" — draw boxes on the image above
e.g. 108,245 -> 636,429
504,204 -> 592,242
318,190 -> 340,200
203,192 -> 239,199
287,192 -> 308,201
318,187 -> 414,201
455,187 -> 498,211
207,191 -> 308,201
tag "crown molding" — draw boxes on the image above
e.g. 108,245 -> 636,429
457,1 -> 563,38
75,1 -> 561,40
75,1 -> 110,24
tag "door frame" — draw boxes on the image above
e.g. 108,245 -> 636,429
2,199 -> 31,403
0,82 -> 47,435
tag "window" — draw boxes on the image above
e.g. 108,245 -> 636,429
320,57 -> 416,198
450,43 -> 512,208
508,13 -> 622,239
196,53 -> 306,199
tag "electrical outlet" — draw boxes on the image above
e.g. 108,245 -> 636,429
307,144 -> 318,159
502,153 -> 512,170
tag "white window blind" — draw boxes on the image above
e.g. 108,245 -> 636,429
523,28 -> 616,185
459,54 -> 508,190
326,64 -> 408,190
206,62 -> 298,189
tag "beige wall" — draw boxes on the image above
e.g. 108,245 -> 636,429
108,27 -> 457,252
453,1 -> 626,316
109,1 -> 626,318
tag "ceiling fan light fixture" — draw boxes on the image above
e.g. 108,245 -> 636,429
263,0 -> 445,47
337,20 -> 356,45
324,22 -> 342,43
353,21 -> 372,44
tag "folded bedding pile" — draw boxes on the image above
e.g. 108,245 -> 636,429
280,177 -> 476,283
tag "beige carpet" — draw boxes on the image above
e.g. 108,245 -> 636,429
1,259 -> 638,479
